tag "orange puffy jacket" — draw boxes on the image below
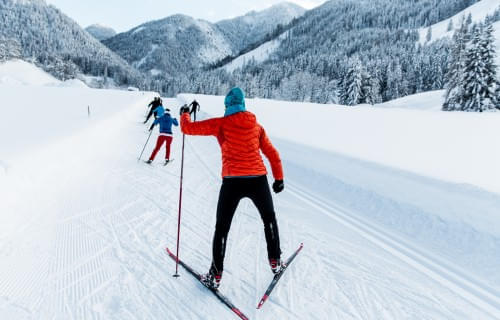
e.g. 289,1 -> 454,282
181,111 -> 284,180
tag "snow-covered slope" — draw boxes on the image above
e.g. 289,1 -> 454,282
216,2 -> 305,53
1,73 -> 500,319
0,59 -> 91,88
85,24 -> 117,41
0,59 -> 58,86
376,90 -> 445,110
224,34 -> 286,72
419,0 -> 500,44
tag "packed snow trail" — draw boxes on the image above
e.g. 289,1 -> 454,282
1,87 -> 499,319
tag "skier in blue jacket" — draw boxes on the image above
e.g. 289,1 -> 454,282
146,110 -> 179,165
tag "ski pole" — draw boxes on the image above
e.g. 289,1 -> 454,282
138,130 -> 153,162
174,132 -> 186,277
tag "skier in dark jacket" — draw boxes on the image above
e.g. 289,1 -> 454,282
189,99 -> 200,121
146,110 -> 179,165
144,97 -> 167,124
180,88 -> 284,289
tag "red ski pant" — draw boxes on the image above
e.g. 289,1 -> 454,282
149,135 -> 173,160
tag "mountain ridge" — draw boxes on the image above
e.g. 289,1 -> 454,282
102,2 -> 306,76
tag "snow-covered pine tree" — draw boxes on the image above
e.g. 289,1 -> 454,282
341,56 -> 364,106
462,24 -> 498,112
361,70 -> 382,105
479,23 -> 499,109
496,84 -> 500,110
0,37 -> 22,62
443,19 -> 469,111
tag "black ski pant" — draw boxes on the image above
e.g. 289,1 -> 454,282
210,175 -> 281,274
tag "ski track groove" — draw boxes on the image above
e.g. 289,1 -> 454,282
287,181 -> 500,319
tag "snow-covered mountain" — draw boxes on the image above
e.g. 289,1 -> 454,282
0,0 -> 142,85
157,0 -> 492,104
216,2 -> 305,54
103,14 -> 233,76
85,24 -> 117,41
103,2 -> 305,76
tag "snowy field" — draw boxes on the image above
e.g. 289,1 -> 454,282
1,61 -> 500,319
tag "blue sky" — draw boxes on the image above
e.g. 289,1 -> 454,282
45,0 -> 326,32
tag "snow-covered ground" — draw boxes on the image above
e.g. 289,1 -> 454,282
1,62 -> 500,319
419,0 -> 499,44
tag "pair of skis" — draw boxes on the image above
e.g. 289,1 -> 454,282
166,243 -> 303,320
144,158 -> 174,166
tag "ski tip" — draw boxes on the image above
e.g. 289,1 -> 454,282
166,247 -> 175,258
232,308 -> 249,320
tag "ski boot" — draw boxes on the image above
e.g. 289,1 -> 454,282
145,159 -> 153,164
269,258 -> 283,274
201,270 -> 222,289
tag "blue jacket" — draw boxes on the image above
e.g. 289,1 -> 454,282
145,104 -> 166,123
153,113 -> 178,134
153,105 -> 165,118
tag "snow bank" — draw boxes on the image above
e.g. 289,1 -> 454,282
376,90 -> 445,110
0,85 -> 152,161
0,59 -> 59,86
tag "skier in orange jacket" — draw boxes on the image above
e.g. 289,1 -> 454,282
180,87 -> 284,288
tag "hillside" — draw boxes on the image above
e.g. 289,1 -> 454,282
0,0 -> 142,86
103,3 -> 305,77
215,2 -> 305,53
103,14 -> 233,76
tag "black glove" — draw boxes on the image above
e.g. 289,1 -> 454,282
149,123 -> 155,131
272,180 -> 284,193
179,105 -> 190,115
